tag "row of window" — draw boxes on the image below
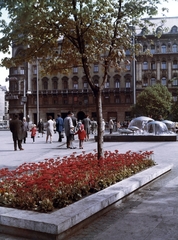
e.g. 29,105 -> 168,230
9,77 -> 178,92
126,43 -> 178,56
143,60 -> 178,70
30,95 -> 132,105
148,43 -> 178,54
10,57 -> 178,78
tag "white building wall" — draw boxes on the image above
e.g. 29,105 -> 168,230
0,86 -> 7,120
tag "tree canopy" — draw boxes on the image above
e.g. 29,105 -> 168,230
132,84 -> 172,120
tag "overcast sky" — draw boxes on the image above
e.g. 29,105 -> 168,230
0,0 -> 177,89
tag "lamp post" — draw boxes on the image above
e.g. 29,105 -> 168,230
132,31 -> 136,105
128,24 -> 136,105
23,78 -> 26,118
36,58 -> 40,125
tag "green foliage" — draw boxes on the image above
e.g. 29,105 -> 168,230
0,0 -> 168,75
171,101 -> 178,121
132,84 -> 172,119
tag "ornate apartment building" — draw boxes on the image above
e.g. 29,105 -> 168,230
5,17 -> 178,124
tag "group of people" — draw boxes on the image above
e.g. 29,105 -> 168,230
9,112 -> 98,151
9,114 -> 38,151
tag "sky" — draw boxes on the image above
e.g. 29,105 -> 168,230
0,0 -> 177,89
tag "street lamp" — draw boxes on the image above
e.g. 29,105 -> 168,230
132,32 -> 136,105
36,58 -> 40,125
129,25 -> 136,105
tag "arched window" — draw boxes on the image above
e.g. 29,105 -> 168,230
151,45 -> 155,54
52,77 -> 58,90
172,44 -> 178,53
115,80 -> 120,88
161,61 -> 166,69
62,76 -> 69,89
161,44 -> 166,53
126,63 -> 131,71
150,77 -> 156,86
161,77 -> 166,86
173,60 -> 178,69
42,77 -> 49,90
172,76 -> 178,86
151,61 -> 156,70
105,80 -> 110,88
171,26 -> 177,33
93,64 -> 99,73
125,80 -> 130,88
43,81 -> 48,90
113,74 -> 120,88
72,76 -> 79,89
143,77 -> 148,87
143,61 -> 148,70
173,95 -> 177,102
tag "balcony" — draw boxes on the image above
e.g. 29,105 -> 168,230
5,95 -> 19,100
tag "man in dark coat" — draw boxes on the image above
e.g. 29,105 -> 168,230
82,115 -> 91,141
56,114 -> 64,142
10,114 -> 24,151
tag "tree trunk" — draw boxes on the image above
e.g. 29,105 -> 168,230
94,88 -> 104,159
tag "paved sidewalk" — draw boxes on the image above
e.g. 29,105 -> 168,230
0,131 -> 178,239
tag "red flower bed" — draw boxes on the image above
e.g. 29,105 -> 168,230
0,150 -> 154,212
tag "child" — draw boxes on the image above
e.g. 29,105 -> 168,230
75,124 -> 86,149
30,124 -> 37,143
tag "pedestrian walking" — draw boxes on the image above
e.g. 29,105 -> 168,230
53,119 -> 56,133
30,124 -> 37,143
23,117 -> 29,143
64,111 -> 74,148
108,118 -> 114,134
46,116 -> 54,143
90,118 -> 97,135
117,121 -> 121,131
75,124 -> 86,149
37,119 -> 44,137
82,114 -> 91,141
56,114 -> 64,142
9,114 -> 24,151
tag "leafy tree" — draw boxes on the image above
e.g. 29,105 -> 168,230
132,84 -> 172,120
170,99 -> 178,121
0,0 -> 170,158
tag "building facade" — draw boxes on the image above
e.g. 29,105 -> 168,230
5,17 -> 178,124
0,85 -> 8,120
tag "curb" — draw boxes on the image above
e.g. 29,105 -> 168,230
0,164 -> 173,239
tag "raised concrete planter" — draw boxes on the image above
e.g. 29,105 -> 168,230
0,164 -> 173,239
95,134 -> 177,142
